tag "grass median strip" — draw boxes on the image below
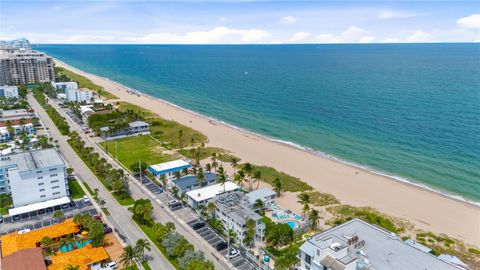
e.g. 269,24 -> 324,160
68,179 -> 86,199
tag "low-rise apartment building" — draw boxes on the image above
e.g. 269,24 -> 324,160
0,149 -> 68,210
298,218 -> 465,270
66,87 -> 93,103
52,81 -> 78,92
0,85 -> 19,99
186,181 -> 240,208
100,120 -> 150,140
0,108 -> 35,121
215,192 -> 265,245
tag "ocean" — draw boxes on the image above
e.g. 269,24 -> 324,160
36,44 -> 480,203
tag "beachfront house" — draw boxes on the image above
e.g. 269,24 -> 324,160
246,188 -> 276,209
298,219 -> 466,270
186,181 -> 240,208
169,172 -> 217,196
51,81 -> 78,92
148,159 -> 192,180
100,120 -> 150,140
215,192 -> 266,245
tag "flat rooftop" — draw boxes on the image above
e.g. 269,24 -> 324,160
186,181 -> 239,202
173,172 -> 216,190
148,159 -> 191,175
0,149 -> 65,171
301,219 -> 461,270
216,192 -> 262,225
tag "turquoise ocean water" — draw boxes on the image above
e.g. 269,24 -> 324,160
37,44 -> 480,203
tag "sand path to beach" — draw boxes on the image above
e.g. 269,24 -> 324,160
55,60 -> 480,246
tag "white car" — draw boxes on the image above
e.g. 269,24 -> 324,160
227,248 -> 239,259
167,199 -> 177,206
83,195 -> 91,204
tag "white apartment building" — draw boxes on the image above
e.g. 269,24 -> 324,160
215,192 -> 265,245
66,87 -> 93,103
0,149 -> 68,209
52,81 -> 78,92
186,181 -> 240,208
299,219 -> 465,270
0,86 -> 19,99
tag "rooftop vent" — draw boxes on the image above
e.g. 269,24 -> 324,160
330,242 -> 342,251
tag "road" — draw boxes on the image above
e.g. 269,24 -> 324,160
28,93 -> 176,270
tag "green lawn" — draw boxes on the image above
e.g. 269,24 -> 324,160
112,193 -> 135,206
116,102 -> 208,149
82,181 -> 95,196
178,147 -> 240,163
0,207 -> 8,215
68,179 -> 86,199
55,67 -> 118,100
255,165 -> 313,192
101,135 -> 178,170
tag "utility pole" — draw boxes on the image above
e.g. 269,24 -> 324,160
139,159 -> 142,182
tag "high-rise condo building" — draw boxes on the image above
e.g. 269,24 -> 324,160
0,49 -> 55,86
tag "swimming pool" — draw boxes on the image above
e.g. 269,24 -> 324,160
59,240 -> 92,253
284,221 -> 298,229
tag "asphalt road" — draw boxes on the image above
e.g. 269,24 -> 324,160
28,93 -> 176,270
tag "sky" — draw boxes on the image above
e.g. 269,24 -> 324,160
1,1 -> 479,44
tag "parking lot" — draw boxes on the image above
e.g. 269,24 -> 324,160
0,199 -> 97,236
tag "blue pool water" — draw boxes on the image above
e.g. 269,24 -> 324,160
37,44 -> 480,203
285,221 -> 298,229
59,240 -> 92,253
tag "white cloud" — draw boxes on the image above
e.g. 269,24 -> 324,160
279,16 -> 297,25
289,32 -> 311,42
359,36 -> 375,43
381,37 -> 400,43
456,14 -> 480,30
64,35 -> 115,43
378,10 -> 423,20
124,27 -> 271,44
315,26 -> 375,44
406,30 -> 434,42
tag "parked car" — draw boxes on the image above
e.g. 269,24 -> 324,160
61,203 -> 69,209
104,227 -> 113,234
228,248 -> 239,259
192,221 -> 205,230
215,242 -> 228,251
83,195 -> 91,204
46,207 -> 54,213
167,200 -> 178,206
107,261 -> 118,269
68,201 -> 76,208
0,215 -> 3,223
93,214 -> 102,220
169,202 -> 182,209
12,215 -> 21,221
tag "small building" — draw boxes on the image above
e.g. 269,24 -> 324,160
0,108 -> 35,121
215,192 -> 265,245
298,218 -> 464,270
0,149 -> 68,209
246,188 -> 276,208
48,245 -> 110,270
148,159 -> 191,179
0,123 -> 35,142
186,181 -> 240,208
51,81 -> 78,92
0,85 -> 19,99
1,247 -> 47,270
170,172 -> 217,195
100,121 -> 150,140
66,87 -> 93,103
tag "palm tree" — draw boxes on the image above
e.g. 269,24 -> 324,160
134,239 -> 151,262
40,236 -> 53,248
207,202 -> 216,219
216,166 -> 227,191
308,209 -> 320,230
297,192 -> 310,216
242,163 -> 255,191
181,167 -> 189,176
234,170 -> 245,189
254,170 -> 262,190
252,199 -> 265,215
119,245 -> 138,267
64,265 -> 80,270
211,160 -> 218,172
230,157 -> 239,177
205,163 -> 212,172
174,171 -> 181,180
196,169 -> 206,187
273,177 -> 283,197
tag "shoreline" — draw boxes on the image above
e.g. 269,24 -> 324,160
53,59 -> 480,246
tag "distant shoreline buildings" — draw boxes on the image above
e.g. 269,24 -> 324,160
0,38 -> 54,86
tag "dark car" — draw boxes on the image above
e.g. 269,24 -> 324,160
46,207 -> 54,213
92,214 -> 101,221
215,242 -> 228,251
169,202 -> 182,209
69,201 -> 76,207
12,215 -> 21,221
38,209 -> 46,215
192,221 -> 205,230
61,203 -> 69,209
104,227 -> 113,234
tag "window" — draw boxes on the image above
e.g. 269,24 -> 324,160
38,182 -> 44,186
50,174 -> 58,177
37,176 -> 43,180
52,185 -> 60,189
49,168 -> 57,171
39,188 -> 45,192
52,192 -> 60,195
51,180 -> 59,184
40,195 -> 46,198
36,170 -> 42,173
305,254 -> 312,265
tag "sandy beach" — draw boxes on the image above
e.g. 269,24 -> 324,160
55,59 -> 480,246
